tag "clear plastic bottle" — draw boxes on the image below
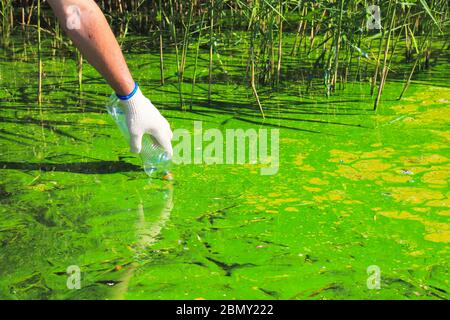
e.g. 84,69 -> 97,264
106,94 -> 172,179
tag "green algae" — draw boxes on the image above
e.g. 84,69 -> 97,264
0,34 -> 449,300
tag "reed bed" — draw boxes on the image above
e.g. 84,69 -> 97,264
1,0 -> 448,113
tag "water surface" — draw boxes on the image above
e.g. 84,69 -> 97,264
0,34 -> 449,300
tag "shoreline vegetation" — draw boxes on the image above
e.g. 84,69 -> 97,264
1,0 -> 448,113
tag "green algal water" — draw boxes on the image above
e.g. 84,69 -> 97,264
0,34 -> 448,300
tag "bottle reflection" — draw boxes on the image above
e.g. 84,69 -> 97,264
111,182 -> 174,300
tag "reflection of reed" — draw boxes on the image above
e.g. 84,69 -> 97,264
110,185 -> 174,300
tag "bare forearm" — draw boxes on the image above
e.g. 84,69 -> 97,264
48,0 -> 134,95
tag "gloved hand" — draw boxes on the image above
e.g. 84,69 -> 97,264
118,84 -> 173,157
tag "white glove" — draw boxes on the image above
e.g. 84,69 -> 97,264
118,85 -> 173,157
